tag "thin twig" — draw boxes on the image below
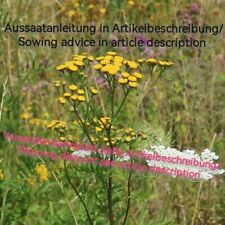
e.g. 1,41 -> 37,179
106,125 -> 115,225
94,72 -> 107,116
114,90 -> 129,118
122,158 -> 133,225
64,160 -> 93,225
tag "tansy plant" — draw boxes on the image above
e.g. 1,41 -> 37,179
47,51 -> 173,225
20,52 -> 172,225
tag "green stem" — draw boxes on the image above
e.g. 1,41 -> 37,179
64,160 -> 93,225
73,105 -> 94,145
108,174 -> 114,225
111,77 -> 116,117
122,157 -> 133,225
106,125 -> 114,225
114,90 -> 129,118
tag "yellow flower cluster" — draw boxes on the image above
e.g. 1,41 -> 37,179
56,52 -> 173,91
35,164 -> 49,182
46,120 -> 67,130
91,115 -> 148,147
98,127 -> 148,147
103,137 -> 116,146
20,115 -> 67,131
118,71 -> 143,88
63,134 -> 77,143
116,127 -> 148,143
60,0 -> 107,22
58,83 -> 86,104
56,54 -> 93,72
93,52 -> 144,88
94,116 -> 112,133
56,81 -> 98,106
145,58 -> 174,66
54,80 -> 67,87
60,0 -> 159,23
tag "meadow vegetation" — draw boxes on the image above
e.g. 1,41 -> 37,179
0,0 -> 225,224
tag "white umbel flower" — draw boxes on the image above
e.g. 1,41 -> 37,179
144,146 -> 224,180
69,145 -> 224,180
72,150 -> 91,157
117,153 -> 131,161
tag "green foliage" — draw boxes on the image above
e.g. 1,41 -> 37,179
0,0 -> 225,224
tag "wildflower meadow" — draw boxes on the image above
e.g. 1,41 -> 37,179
0,0 -> 225,225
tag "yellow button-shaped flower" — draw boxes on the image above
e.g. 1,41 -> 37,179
69,10 -> 76,17
100,118 -> 106,124
128,76 -> 137,82
60,136 -> 66,141
75,55 -> 86,61
164,61 -> 174,66
133,72 -> 143,79
122,72 -> 130,78
71,95 -> 78,101
87,55 -> 94,61
100,59 -> 110,65
56,64 -> 66,71
78,95 -> 86,101
105,55 -> 113,60
54,83 -> 60,87
113,61 -> 122,67
101,65 -> 108,73
118,78 -> 128,84
90,87 -> 98,94
20,112 -> 31,120
147,58 -> 157,64
69,85 -> 77,91
127,61 -> 138,69
96,127 -> 103,132
74,61 -> 84,66
35,164 -> 48,182
93,64 -> 103,70
108,65 -> 120,75
107,51 -> 117,56
68,65 -> 78,71
77,89 -> 85,95
128,82 -> 138,88
64,92 -> 71,97
65,60 -> 75,66
125,136 -> 132,142
114,56 -> 123,62
137,59 -> 144,63
158,61 -> 167,66
96,56 -> 104,61
58,97 -> 66,104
